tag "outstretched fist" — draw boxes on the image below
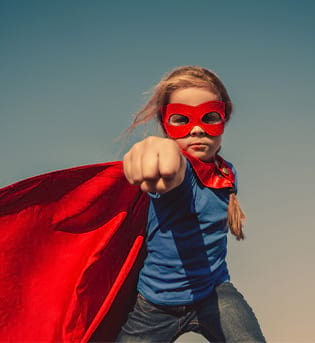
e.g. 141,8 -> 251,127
123,136 -> 186,193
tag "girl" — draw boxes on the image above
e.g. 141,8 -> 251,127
117,66 -> 266,342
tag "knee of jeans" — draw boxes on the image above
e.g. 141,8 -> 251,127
215,283 -> 260,323
215,283 -> 266,340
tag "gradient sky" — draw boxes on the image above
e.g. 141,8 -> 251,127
1,1 -> 314,342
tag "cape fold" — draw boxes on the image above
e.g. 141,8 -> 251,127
0,154 -> 234,342
0,162 -> 149,342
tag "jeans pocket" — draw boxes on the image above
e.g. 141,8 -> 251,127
136,293 -> 159,313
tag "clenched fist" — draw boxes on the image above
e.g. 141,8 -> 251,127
123,136 -> 186,193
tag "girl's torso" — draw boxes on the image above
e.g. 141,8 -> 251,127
137,160 -> 232,306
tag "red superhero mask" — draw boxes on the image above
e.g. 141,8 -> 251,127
161,101 -> 226,138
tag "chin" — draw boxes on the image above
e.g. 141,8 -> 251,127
189,151 -> 213,162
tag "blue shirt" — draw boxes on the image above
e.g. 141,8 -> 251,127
137,160 -> 233,306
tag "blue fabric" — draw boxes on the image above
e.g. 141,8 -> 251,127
117,282 -> 266,343
137,160 -> 233,306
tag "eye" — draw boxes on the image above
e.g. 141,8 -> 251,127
168,114 -> 189,126
202,112 -> 222,124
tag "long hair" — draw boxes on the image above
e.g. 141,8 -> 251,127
127,65 -> 245,240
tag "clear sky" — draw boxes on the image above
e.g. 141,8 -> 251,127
1,1 -> 314,341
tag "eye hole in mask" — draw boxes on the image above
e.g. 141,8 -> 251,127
168,112 -> 222,126
202,112 -> 222,124
168,114 -> 189,126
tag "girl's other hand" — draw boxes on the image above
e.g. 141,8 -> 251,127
123,136 -> 186,193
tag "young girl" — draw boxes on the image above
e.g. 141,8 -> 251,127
117,66 -> 266,342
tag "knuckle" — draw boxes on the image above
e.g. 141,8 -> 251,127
142,168 -> 159,181
140,181 -> 156,193
132,174 -> 143,184
132,142 -> 143,151
123,153 -> 130,163
142,174 -> 157,182
160,169 -> 176,179
143,136 -> 154,146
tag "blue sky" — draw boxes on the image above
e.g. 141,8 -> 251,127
1,1 -> 314,341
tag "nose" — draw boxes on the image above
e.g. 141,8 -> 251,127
190,125 -> 206,136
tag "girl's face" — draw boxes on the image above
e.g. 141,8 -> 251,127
167,87 -> 223,162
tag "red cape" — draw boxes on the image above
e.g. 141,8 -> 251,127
0,155 -> 234,342
0,162 -> 149,342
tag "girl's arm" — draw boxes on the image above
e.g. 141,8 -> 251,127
123,136 -> 186,194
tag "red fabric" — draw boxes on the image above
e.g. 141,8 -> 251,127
161,101 -> 225,138
0,155 -> 234,342
0,162 -> 149,342
183,152 -> 235,189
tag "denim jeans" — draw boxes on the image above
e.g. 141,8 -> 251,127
116,282 -> 266,343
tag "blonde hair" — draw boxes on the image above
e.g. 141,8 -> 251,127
129,65 -> 233,131
128,65 -> 245,240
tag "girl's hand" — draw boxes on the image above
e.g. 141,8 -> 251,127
123,136 -> 186,193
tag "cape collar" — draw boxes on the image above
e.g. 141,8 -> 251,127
182,150 -> 235,189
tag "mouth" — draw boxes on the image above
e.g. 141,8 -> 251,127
189,142 -> 208,147
188,142 -> 208,150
